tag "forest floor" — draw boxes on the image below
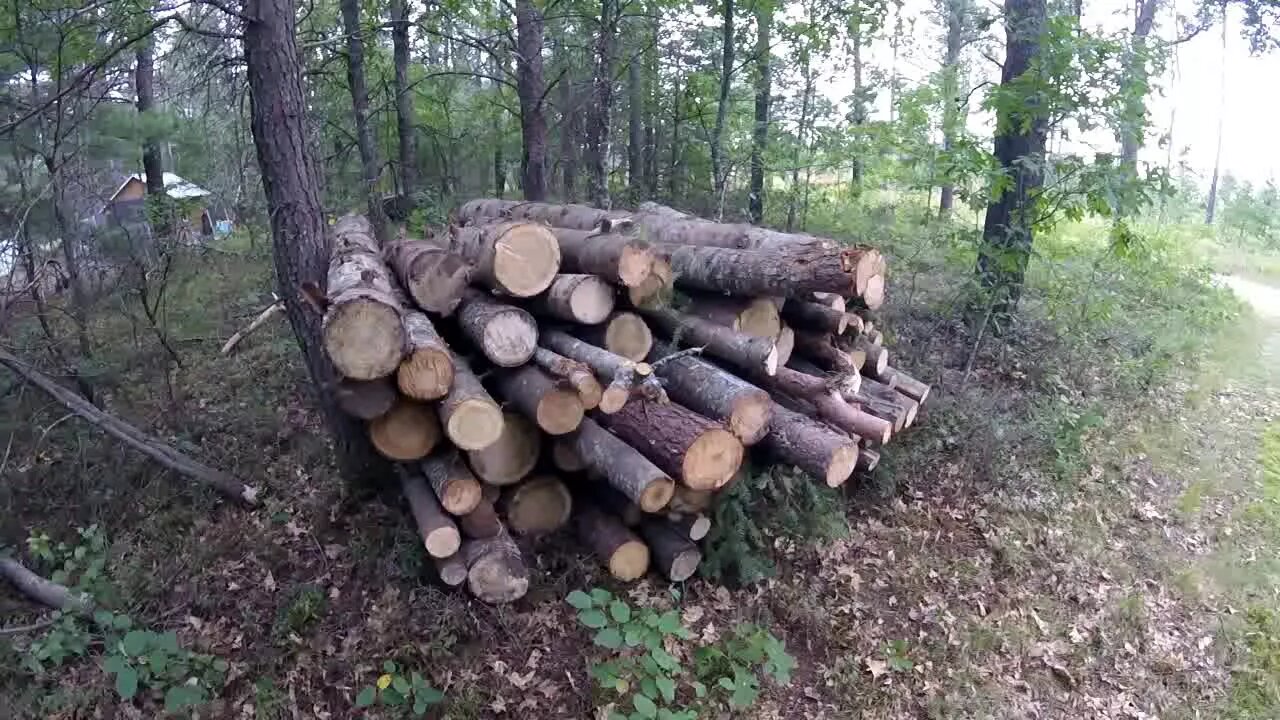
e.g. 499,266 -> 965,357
2,234 -> 1280,719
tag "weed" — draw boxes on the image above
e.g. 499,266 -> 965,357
354,660 -> 444,716
276,584 -> 327,638
1227,607 -> 1280,718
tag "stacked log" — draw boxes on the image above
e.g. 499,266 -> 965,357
314,201 -> 928,603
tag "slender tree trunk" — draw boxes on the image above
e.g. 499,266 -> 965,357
669,72 -> 682,200
515,0 -> 548,201
1119,0 -> 1158,173
786,57 -> 812,232
710,0 -> 735,208
1205,12 -> 1227,225
939,0 -> 965,213
244,0 -> 382,483
586,0 -> 617,208
973,0 -> 1048,328
559,72 -> 578,200
136,39 -> 165,199
391,0 -> 417,207
493,51 -> 507,198
627,35 -> 643,202
643,15 -> 659,197
748,3 -> 771,224
849,5 -> 866,193
340,0 -> 389,242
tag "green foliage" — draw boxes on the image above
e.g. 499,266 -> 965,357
567,588 -> 794,718
354,660 -> 445,716
275,584 -> 327,638
1228,607 -> 1280,718
99,622 -> 228,713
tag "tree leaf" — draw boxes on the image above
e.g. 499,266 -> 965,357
578,609 -> 609,629
418,686 -> 444,704
609,600 -> 632,623
590,588 -> 613,605
656,676 -> 676,702
383,660 -> 398,673
594,627 -> 623,649
633,693 -> 658,718
114,665 -> 138,699
566,590 -> 594,609
355,686 -> 377,708
393,676 -> 411,694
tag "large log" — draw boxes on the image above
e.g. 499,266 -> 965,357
457,198 -> 629,230
466,411 -> 540,486
633,201 -> 835,253
383,236 -> 473,315
648,343 -> 772,446
369,399 -> 441,460
500,475 -> 573,535
449,220 -> 561,297
529,274 -> 616,325
637,305 -> 778,376
456,289 -> 538,367
638,519 -> 702,582
322,214 -> 405,379
398,466 -> 462,558
782,300 -> 849,334
578,312 -> 652,362
531,348 -> 603,410
568,417 -> 674,512
652,243 -> 876,300
550,437 -> 588,472
574,502 -> 650,582
437,353 -> 504,450
397,312 -> 454,400
549,227 -> 654,287
685,294 -> 781,339
793,331 -> 858,374
494,365 -> 584,435
460,526 -> 529,603
421,449 -> 484,515
594,398 -> 744,491
763,402 -> 859,487
539,330 -> 660,412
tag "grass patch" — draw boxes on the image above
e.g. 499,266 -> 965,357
1228,607 -> 1280,718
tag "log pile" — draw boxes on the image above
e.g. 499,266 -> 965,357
317,202 -> 927,604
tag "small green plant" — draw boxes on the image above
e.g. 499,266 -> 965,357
276,584 -> 327,637
568,588 -> 794,719
1227,607 -> 1280,718
354,660 -> 444,716
881,639 -> 915,673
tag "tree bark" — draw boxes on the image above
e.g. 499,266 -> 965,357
323,215 -> 406,380
135,36 -> 167,233
586,0 -> 617,207
559,73 -> 579,200
450,221 -> 560,297
762,401 -> 858,487
881,365 -> 931,404
652,243 -> 879,300
1118,0 -> 1158,175
466,411 -> 540,486
456,288 -> 538,367
748,2 -> 771,224
456,198 -> 630,231
421,449 -> 484,516
0,558 -> 92,615
336,377 -> 397,420
460,526 -> 529,603
638,519 -> 701,582
939,0 -> 966,213
436,352 -> 504,451
1205,14 -> 1227,225
434,555 -> 468,586
782,300 -> 848,335
685,294 -> 781,339
340,0 -> 389,243
383,237 -> 473,316
547,227 -> 655,287
501,475 -> 573,535
637,305 -> 778,376
710,0 -> 735,205
594,397 -> 744,490
398,466 -> 462,557
529,274 -> 616,325
649,342 -> 772,445
575,502 -> 650,581
397,312 -> 454,401
458,498 -> 503,539
540,329 -> 655,413
390,0 -> 417,207
627,28 -> 644,203
569,417 -> 675,512
515,0 -> 548,201
532,347 -> 603,409
493,365 -> 585,435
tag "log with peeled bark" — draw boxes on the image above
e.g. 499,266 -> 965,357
539,330 -> 659,413
397,312 -> 454,400
421,449 -> 483,515
458,498 -> 502,539
460,526 -> 529,603
793,331 -> 858,374
531,348 -> 603,410
881,366 -> 931,404
578,312 -> 652,362
457,198 -> 629,231
336,377 -> 397,420
782,300 -> 849,335
626,256 -> 674,308
549,227 -> 654,287
685,294 -> 781,339
648,342 -> 772,446
638,519 -> 702,582
594,397 -> 744,491
383,236 -> 473,315
529,274 -> 615,324
665,512 -> 711,542
437,353 -> 504,450
466,411 -> 540,486
774,325 -> 794,367
456,289 -> 538,367
856,447 -> 880,472
493,365 -> 584,435
369,399 -> 442,460
762,401 -> 859,487
652,243 -> 875,300
567,417 -> 674,512
322,214 -> 405,379
449,220 -> 561,297
500,475 -> 573,535
637,305 -> 778,376
398,466 -> 462,558
434,554 -> 468,587
574,502 -> 650,582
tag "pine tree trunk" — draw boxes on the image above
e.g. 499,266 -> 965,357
748,3 -> 771,224
135,37 -> 167,233
627,33 -> 644,202
515,0 -> 548,201
340,0 -> 389,243
390,0 -> 417,209
710,0 -> 735,206
939,0 -> 965,213
585,0 -> 617,208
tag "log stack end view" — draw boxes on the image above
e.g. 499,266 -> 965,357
318,199 -> 928,604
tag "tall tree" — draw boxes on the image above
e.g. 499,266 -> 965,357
748,1 -> 772,224
938,0 -> 966,213
390,0 -> 417,209
135,38 -> 164,198
340,0 -> 389,241
243,0 -> 380,481
627,30 -> 644,202
559,72 -> 579,200
1206,10 -> 1227,225
973,0 -> 1048,327
586,0 -> 618,208
710,0 -> 735,209
515,0 -> 549,201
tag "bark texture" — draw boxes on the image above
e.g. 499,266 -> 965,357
638,305 -> 778,376
322,214 -> 405,379
438,353 -> 504,450
457,288 -> 538,367
494,365 -> 584,435
575,502 -> 650,581
763,401 -> 859,487
568,417 -> 675,512
384,237 -> 473,315
649,343 -> 772,446
594,397 -> 744,490
450,221 -> 560,297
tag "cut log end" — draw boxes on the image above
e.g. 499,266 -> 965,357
483,314 -> 539,367
504,476 -> 573,535
467,552 -> 529,604
599,385 -> 629,414
683,428 -> 745,490
862,274 -> 885,310
638,477 -> 676,513
738,298 -> 782,339
609,540 -> 651,582
424,526 -> 461,558
369,400 -> 441,460
825,445 -> 860,487
565,275 -> 616,324
397,348 -> 454,401
663,548 -> 701,582
434,555 -> 468,586
494,223 -> 562,297
618,245 -> 654,287
685,515 -> 711,542
764,344 -> 780,376
324,300 -> 404,380
467,412 -> 540,485
774,326 -> 795,367
604,313 -> 653,361
728,393 -> 773,446
535,387 -> 585,435
446,398 -> 505,450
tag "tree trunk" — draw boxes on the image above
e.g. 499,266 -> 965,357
638,305 -> 778,376
939,0 -> 965,213
559,73 -> 579,200
397,312 -> 454,401
547,227 -> 655,287
1205,13 -> 1227,225
627,32 -> 644,203
369,398 -> 442,460
340,0 -> 389,243
421,449 -> 483,515
390,0 -> 417,207
638,519 -> 701,582
585,0 -> 617,208
781,300 -> 848,334
648,343 -> 773,446
322,215 -> 406,380
458,498 -> 503,539
0,558 -> 92,615
438,352 -> 505,450
336,377 -> 397,420
383,237 -> 473,316
685,294 -> 781,338
460,527 -> 530,603
748,2 -> 771,224
135,37 -> 167,233
450,221 -> 561,297
710,0 -> 735,206
515,0 -> 548,201
1118,0 -> 1159,177
466,411 -> 540,486
494,365 -> 585,435
762,401 -> 858,487
595,397 -> 744,490
539,329 -> 652,413
434,555 -> 468,586
456,288 -> 538,367
575,502 -> 651,581
569,417 -> 675,512
398,466 -> 462,558
786,56 -> 813,231
501,475 -> 573,535
529,274 -> 616,325
974,0 -> 1048,327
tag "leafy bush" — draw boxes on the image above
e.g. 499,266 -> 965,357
354,660 -> 444,716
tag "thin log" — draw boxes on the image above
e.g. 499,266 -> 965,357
568,417 -> 674,512
578,312 -> 652,362
529,274 -> 616,324
397,311 -> 455,400
852,335 -> 889,377
493,365 -> 584,435
457,198 -> 629,230
637,305 -> 778,376
457,288 -> 538,367
668,486 -> 713,515
458,498 -> 502,539
549,227 -> 654,287
550,437 -> 588,472
466,411 -> 540,486
460,526 -> 529,603
638,519 -> 701,582
532,347 -> 603,410
369,399 -> 442,460
685,294 -> 781,339
438,352 -> 504,450
781,300 -> 848,334
449,220 -> 561,297
383,236 -> 473,315
434,554 -> 468,587
0,348 -> 258,505
664,512 -> 711,542
220,299 -> 284,354
421,449 -> 484,515
881,366 -> 931,404
574,502 -> 650,581
856,447 -> 880,472
648,342 -> 772,446
500,475 -> 573,535
540,330 -> 655,413
398,466 -> 462,557
747,366 -> 890,445
322,214 -> 405,379
0,557 -> 92,614
763,401 -> 859,487
594,397 -> 744,490
335,377 -> 397,420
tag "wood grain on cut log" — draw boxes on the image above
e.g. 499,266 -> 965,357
421,449 -> 483,515
383,236 -> 473,315
550,227 -> 654,287
458,498 -> 502,538
575,502 -> 650,581
785,357 -> 863,402
595,397 -> 744,490
438,353 -> 504,450
652,243 -> 875,299
530,274 -> 616,324
665,513 -> 711,541
457,289 -> 538,367
648,343 -> 772,446
450,220 -> 561,297
434,554 -> 468,587
639,305 -> 778,376
457,198 -> 629,231
397,312 -> 454,400
763,401 -> 859,487
335,377 -> 396,419
774,325 -> 794,367
881,366 -> 931,404
852,335 -> 889,377
626,256 -> 674,308
501,475 -> 573,535
782,300 -> 849,334
494,365 -> 584,435
460,526 -> 529,603
579,312 -> 652,362
638,519 -> 702,582
686,294 -> 781,339
568,417 -> 674,512
857,447 -> 880,472
859,272 -> 886,310
398,466 -> 462,557
853,387 -> 912,432
466,411 -> 540,486
322,214 -> 405,379
532,348 -> 603,410
369,399 -> 441,460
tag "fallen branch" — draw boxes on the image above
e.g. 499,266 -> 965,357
0,348 -> 258,505
0,557 -> 92,614
220,298 -> 284,355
